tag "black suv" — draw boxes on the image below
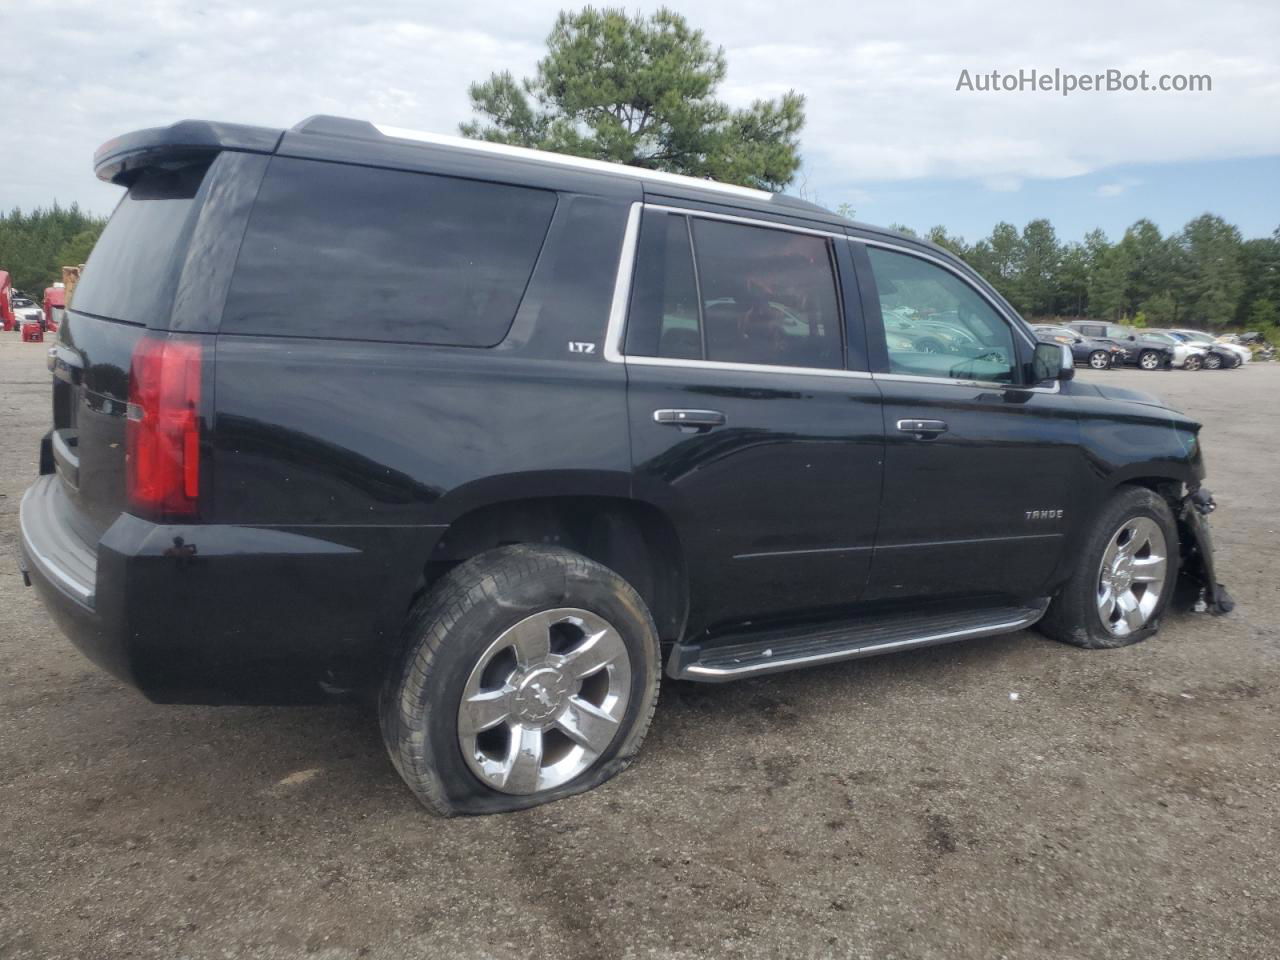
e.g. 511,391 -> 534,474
19,117 -> 1230,815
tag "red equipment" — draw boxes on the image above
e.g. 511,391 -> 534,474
44,285 -> 66,332
22,322 -> 44,342
0,271 -> 14,331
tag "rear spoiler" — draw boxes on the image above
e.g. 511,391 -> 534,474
94,120 -> 284,185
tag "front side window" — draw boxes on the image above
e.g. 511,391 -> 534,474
866,247 -> 1017,383
626,210 -> 844,370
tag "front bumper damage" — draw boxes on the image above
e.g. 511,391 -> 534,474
1176,487 -> 1235,615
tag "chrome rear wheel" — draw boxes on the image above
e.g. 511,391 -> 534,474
458,608 -> 633,795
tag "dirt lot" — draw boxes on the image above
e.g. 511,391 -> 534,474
1,336 -> 1276,960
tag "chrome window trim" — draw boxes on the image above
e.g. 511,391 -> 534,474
626,353 -> 875,380
642,203 -> 848,240
603,202 -> 1059,392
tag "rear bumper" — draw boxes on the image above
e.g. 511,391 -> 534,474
20,474 -> 442,703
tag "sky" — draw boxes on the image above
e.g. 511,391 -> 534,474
3,0 -> 1278,244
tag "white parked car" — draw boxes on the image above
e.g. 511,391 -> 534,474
10,295 -> 44,330
1139,330 -> 1207,369
1173,329 -> 1250,366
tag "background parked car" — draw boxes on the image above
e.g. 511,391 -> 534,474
1031,324 -> 1125,369
11,294 -> 45,331
1067,322 -> 1174,370
1135,330 -> 1209,370
1171,329 -> 1248,368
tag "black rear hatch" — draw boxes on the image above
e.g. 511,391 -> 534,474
51,163 -> 210,544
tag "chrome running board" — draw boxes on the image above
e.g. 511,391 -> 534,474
668,599 -> 1050,681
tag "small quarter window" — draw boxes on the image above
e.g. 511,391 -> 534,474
625,211 -> 702,360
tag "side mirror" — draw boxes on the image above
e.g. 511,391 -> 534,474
1032,341 -> 1074,383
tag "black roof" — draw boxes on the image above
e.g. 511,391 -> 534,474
93,114 -> 968,274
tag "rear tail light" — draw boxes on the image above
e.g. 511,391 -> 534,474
126,336 -> 203,517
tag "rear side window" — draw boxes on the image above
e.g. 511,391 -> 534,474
223,158 -> 556,345
72,163 -> 208,325
626,210 -> 844,370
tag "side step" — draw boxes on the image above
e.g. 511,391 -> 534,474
668,600 -> 1050,681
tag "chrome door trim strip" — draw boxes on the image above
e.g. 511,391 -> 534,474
733,544 -> 875,560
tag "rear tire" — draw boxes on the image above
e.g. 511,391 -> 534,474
1039,487 -> 1179,649
1183,354 -> 1203,371
1204,353 -> 1223,370
380,544 -> 661,816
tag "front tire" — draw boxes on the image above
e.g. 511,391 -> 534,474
380,544 -> 661,816
1088,350 -> 1111,370
1203,352 -> 1223,370
1039,487 -> 1179,649
1183,354 -> 1203,371
1138,350 -> 1163,371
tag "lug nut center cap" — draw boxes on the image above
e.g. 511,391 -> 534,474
512,667 -> 572,726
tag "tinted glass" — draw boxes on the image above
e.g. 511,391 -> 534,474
692,219 -> 842,369
224,158 -> 556,345
72,163 -> 207,325
626,211 -> 701,360
867,247 -> 1016,382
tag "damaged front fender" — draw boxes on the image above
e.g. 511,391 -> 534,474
1176,488 -> 1235,615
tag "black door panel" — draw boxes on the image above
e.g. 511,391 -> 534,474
867,379 -> 1082,598
628,364 -> 884,633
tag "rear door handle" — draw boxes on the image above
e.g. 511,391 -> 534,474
654,409 -> 726,431
896,418 -> 948,439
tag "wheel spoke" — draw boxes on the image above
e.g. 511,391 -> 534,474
1117,592 -> 1145,632
555,696 -> 621,753
507,617 -> 551,667
458,688 -> 512,737
501,724 -> 544,793
558,627 -> 626,679
1131,554 -> 1167,583
1098,585 -> 1117,622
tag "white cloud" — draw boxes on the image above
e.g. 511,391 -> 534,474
1,0 -> 1278,214
1095,179 -> 1142,197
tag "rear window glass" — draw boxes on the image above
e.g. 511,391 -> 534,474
222,158 -> 557,345
71,163 -> 207,325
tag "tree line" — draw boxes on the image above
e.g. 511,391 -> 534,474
0,203 -> 105,297
887,215 -> 1279,334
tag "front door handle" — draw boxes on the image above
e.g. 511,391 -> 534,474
896,418 -> 948,439
654,408 -> 726,432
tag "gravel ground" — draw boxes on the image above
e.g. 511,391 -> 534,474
1,335 -> 1277,960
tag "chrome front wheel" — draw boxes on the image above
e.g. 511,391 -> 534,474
1139,351 -> 1162,370
458,608 -> 633,795
1089,350 -> 1111,370
1096,517 -> 1168,637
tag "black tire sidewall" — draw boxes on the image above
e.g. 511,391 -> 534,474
1089,351 -> 1109,369
388,546 -> 661,815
